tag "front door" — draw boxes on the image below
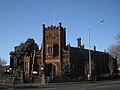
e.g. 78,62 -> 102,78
46,63 -> 56,79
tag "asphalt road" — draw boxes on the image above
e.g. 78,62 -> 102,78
46,81 -> 120,90
2,80 -> 120,90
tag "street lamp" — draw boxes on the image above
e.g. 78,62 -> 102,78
88,20 -> 104,80
33,71 -> 38,74
41,65 -> 45,84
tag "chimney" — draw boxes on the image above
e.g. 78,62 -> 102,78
81,45 -> 85,49
59,22 -> 62,27
77,37 -> 81,48
93,46 -> 96,51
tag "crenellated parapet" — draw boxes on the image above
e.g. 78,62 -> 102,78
43,23 -> 65,31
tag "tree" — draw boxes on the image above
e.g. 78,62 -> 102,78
9,38 -> 39,70
108,55 -> 114,75
61,63 -> 71,80
0,57 -> 7,76
108,33 -> 120,64
10,38 -> 39,57
116,33 -> 120,43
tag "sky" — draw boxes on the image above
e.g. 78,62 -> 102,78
0,0 -> 120,65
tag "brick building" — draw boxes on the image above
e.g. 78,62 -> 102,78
9,22 -> 118,81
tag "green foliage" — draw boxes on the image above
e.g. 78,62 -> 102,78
12,70 -> 17,77
10,38 -> 39,60
61,63 -> 71,79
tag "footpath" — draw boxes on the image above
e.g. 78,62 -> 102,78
1,79 -> 120,89
0,83 -> 48,89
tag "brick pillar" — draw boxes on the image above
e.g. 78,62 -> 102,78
58,22 -> 63,79
41,24 -> 46,84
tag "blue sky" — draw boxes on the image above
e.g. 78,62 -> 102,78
0,0 -> 120,65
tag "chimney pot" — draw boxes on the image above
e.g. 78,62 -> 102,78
77,37 -> 81,48
93,46 -> 96,51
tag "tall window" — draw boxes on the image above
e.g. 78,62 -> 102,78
48,46 -> 53,55
25,62 -> 29,72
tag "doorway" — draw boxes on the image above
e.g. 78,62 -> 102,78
46,63 -> 56,79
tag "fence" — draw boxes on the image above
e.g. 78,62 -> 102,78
0,76 -> 49,86
0,76 -> 13,85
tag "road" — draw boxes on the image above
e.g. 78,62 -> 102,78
45,81 -> 120,90
3,80 -> 120,90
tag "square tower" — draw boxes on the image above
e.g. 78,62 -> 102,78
42,23 -> 66,77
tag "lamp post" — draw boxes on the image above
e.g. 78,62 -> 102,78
88,20 -> 104,81
41,65 -> 45,84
